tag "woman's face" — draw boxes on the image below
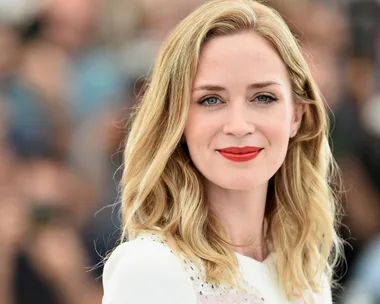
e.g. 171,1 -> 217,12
184,31 -> 303,190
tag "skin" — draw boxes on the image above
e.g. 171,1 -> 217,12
184,31 -> 304,261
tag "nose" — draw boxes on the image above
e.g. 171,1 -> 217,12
222,103 -> 256,137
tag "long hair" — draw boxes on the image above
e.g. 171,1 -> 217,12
118,0 -> 343,299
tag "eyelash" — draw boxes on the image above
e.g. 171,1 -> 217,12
197,94 -> 278,106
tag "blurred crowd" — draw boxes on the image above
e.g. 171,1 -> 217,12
0,0 -> 379,303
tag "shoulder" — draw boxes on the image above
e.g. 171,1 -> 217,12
103,235 -> 179,282
102,235 -> 196,304
319,274 -> 333,303
301,274 -> 332,304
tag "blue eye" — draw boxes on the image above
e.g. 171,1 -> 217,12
198,96 -> 223,106
254,95 -> 277,104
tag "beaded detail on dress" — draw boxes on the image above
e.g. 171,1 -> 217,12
137,233 -> 266,304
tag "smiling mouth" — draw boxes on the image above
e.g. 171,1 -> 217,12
216,147 -> 263,162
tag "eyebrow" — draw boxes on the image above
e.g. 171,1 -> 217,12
192,81 -> 282,92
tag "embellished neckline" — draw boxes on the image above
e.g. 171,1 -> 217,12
135,232 -> 267,303
234,251 -> 272,268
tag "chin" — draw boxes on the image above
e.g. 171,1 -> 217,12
209,176 -> 268,191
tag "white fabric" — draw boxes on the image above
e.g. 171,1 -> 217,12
102,235 -> 332,304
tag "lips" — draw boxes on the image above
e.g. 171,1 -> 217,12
216,146 -> 263,163
217,146 -> 262,154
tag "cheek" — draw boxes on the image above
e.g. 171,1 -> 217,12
263,112 -> 293,164
266,117 -> 292,144
266,123 -> 290,146
184,111 -> 217,147
184,111 -> 220,175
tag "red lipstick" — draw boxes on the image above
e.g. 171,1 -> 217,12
217,146 -> 263,162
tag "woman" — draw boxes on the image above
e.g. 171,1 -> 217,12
102,0 -> 343,303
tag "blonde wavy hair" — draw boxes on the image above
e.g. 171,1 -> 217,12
118,0 -> 343,299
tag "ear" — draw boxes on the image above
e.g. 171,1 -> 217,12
290,103 -> 305,138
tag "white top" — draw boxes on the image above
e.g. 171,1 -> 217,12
102,233 -> 332,304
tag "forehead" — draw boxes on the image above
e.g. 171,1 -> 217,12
194,31 -> 290,89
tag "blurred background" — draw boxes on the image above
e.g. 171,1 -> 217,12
0,0 -> 378,303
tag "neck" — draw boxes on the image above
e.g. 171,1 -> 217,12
206,181 -> 269,262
